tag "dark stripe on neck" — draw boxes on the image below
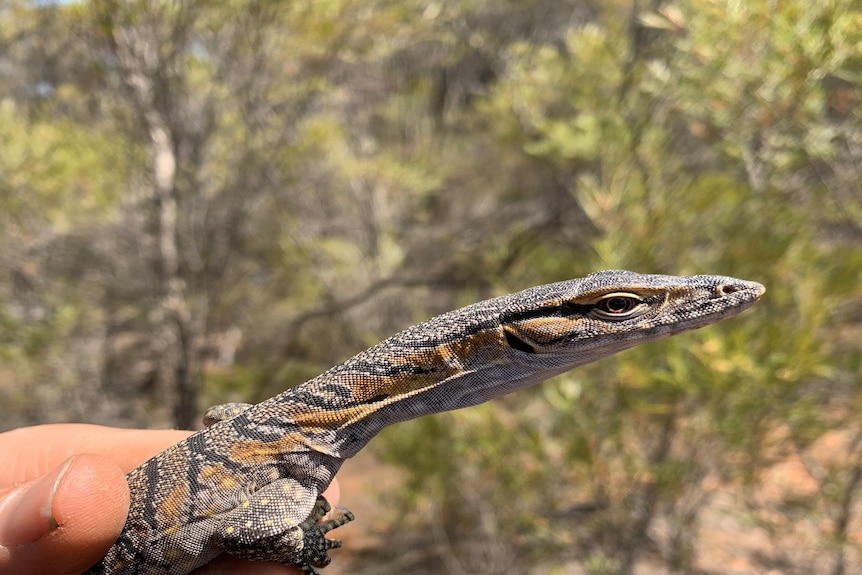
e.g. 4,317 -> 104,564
499,302 -> 591,324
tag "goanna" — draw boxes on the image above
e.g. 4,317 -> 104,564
85,270 -> 765,575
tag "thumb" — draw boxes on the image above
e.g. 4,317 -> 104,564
0,454 -> 130,575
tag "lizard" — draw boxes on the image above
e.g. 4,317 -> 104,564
83,270 -> 765,575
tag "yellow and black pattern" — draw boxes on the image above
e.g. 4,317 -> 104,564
86,270 -> 764,575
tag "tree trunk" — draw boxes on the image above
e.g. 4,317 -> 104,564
105,11 -> 200,428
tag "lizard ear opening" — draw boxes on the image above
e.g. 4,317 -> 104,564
504,328 -> 536,354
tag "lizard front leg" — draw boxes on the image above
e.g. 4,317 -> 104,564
203,402 -> 354,572
215,478 -> 354,575
202,402 -> 253,426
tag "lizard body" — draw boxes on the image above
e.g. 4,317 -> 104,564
85,270 -> 764,575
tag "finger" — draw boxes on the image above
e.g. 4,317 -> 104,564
0,424 -> 193,484
194,556 -> 302,575
321,479 -> 340,508
0,454 -> 130,575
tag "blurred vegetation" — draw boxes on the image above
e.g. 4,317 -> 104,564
1,0 -> 860,573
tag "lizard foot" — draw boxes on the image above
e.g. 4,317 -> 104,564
296,497 -> 356,575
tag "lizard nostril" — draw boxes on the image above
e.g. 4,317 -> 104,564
718,284 -> 740,296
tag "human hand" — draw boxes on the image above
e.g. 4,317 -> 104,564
0,424 -> 340,575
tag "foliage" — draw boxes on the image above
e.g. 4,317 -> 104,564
1,0 -> 860,573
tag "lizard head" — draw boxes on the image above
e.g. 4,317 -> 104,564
498,270 -> 765,365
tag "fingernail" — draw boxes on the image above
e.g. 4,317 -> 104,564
0,456 -> 74,546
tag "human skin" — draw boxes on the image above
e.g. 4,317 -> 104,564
0,424 -> 339,575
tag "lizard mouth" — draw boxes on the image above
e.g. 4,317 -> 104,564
659,278 -> 765,335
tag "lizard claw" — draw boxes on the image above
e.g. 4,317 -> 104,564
297,499 -> 356,573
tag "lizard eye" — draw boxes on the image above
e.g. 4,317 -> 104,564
594,293 -> 642,318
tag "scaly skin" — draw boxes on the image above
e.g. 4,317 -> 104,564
85,270 -> 765,575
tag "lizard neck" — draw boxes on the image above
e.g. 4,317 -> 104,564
269,325 -> 588,459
